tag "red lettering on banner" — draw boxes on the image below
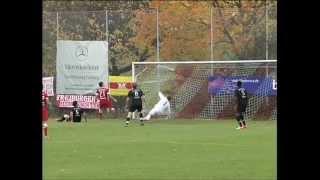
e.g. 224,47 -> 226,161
110,82 -> 133,89
125,82 -> 132,89
110,82 -> 119,89
56,95 -> 98,109
118,83 -> 126,89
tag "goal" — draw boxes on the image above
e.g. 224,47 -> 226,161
132,60 -> 277,120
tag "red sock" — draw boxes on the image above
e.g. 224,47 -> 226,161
44,127 -> 48,136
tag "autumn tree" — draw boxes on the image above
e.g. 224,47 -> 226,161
42,0 -> 150,76
132,0 -> 276,61
211,0 -> 277,60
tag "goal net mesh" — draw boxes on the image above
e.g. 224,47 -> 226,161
133,61 -> 277,120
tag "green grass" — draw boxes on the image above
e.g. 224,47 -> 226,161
44,119 -> 276,180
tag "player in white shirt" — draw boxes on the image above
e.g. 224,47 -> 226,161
142,92 -> 172,121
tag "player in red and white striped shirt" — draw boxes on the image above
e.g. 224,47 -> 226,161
96,81 -> 117,120
42,90 -> 49,137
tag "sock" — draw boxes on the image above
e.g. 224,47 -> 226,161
126,117 -> 130,125
44,127 -> 48,136
242,120 -> 246,127
236,115 -> 242,127
139,113 -> 144,124
238,121 -> 243,127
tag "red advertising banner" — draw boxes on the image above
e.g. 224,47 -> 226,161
56,94 -> 98,109
109,76 -> 132,96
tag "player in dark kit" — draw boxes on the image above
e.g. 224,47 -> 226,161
125,83 -> 145,126
234,80 -> 248,130
70,101 -> 87,123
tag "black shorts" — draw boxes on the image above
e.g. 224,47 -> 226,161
237,103 -> 247,113
129,103 -> 142,112
73,116 -> 82,122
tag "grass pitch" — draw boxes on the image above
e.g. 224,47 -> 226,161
43,119 -> 276,180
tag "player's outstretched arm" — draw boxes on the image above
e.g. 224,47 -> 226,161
109,94 -> 118,103
158,91 -> 165,100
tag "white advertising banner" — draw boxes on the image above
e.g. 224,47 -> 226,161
42,77 -> 54,96
56,40 -> 108,95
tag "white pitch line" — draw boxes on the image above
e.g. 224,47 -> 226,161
167,141 -> 243,147
45,140 -> 248,147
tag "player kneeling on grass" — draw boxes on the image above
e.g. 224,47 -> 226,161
57,101 -> 87,122
142,92 -> 172,121
234,80 -> 248,130
96,81 -> 117,120
70,101 -> 87,122
125,83 -> 145,126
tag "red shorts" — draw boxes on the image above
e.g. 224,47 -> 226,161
99,99 -> 112,109
42,107 -> 49,121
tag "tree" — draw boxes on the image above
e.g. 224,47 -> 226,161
42,0 -> 150,76
211,0 -> 276,60
133,1 -> 212,61
132,0 -> 276,61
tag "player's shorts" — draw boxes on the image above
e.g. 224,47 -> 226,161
42,107 -> 49,121
73,116 -> 82,123
129,103 -> 142,112
99,99 -> 113,109
237,103 -> 247,113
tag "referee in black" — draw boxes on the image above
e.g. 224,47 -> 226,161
125,83 -> 145,126
234,80 -> 248,129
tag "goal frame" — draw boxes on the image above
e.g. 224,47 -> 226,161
131,59 -> 277,120
132,60 -> 277,82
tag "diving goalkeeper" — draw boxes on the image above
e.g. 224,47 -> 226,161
142,92 -> 172,121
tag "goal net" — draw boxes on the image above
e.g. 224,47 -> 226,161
132,60 -> 277,120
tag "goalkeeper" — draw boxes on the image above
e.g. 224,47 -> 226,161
142,92 -> 172,121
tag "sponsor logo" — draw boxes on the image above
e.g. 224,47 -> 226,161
75,45 -> 88,61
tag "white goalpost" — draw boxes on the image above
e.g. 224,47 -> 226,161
132,60 -> 277,120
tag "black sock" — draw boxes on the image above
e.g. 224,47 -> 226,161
236,115 -> 242,127
240,114 -> 244,120
139,113 -> 144,125
242,121 -> 246,126
126,117 -> 130,124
